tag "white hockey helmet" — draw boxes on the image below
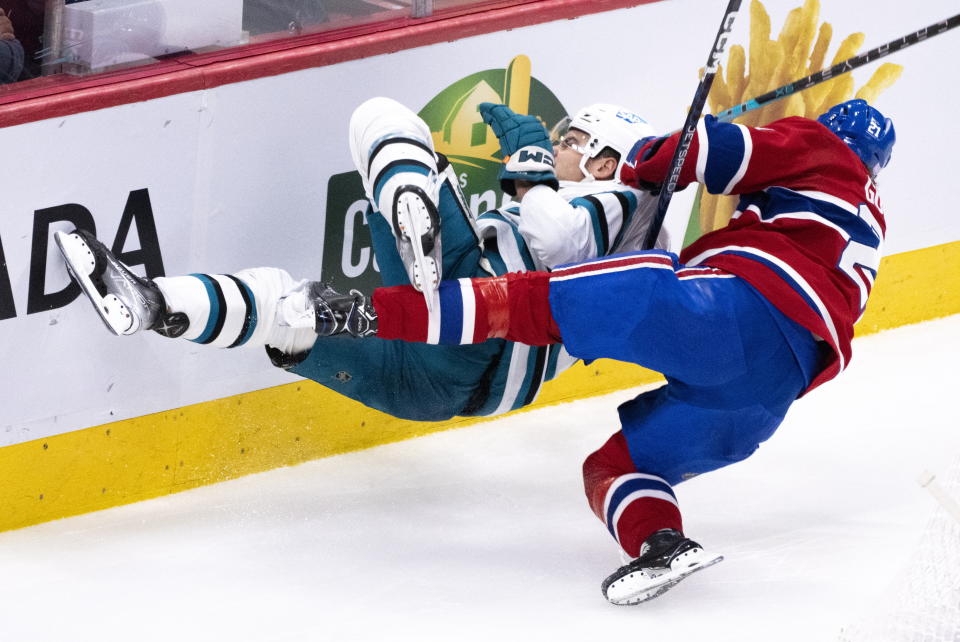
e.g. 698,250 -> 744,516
551,103 -> 657,181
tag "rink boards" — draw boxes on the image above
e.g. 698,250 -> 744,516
1,241 -> 958,532
1,0 -> 959,531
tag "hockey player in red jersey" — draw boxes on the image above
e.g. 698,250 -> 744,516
299,99 -> 897,604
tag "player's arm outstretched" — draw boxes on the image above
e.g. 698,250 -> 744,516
619,114 -> 865,197
305,268 -> 560,348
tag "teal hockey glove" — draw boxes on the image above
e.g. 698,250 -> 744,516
479,102 -> 558,196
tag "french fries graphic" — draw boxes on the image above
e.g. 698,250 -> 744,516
697,0 -> 903,234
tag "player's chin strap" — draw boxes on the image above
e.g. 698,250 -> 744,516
577,154 -> 596,183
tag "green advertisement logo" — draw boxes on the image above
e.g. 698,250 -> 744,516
323,55 -> 566,293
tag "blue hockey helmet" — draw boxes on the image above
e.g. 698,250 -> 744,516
817,99 -> 896,176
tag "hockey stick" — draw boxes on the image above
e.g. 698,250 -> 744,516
716,12 -> 960,123
642,0 -> 742,250
641,11 -> 959,249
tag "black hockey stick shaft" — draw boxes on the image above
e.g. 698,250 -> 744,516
716,12 -> 960,122
642,0 -> 742,250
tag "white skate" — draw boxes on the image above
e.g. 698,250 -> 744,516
392,184 -> 442,310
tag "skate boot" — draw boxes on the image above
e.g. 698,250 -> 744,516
601,529 -> 724,605
54,228 -> 184,336
277,281 -> 377,338
392,184 -> 442,308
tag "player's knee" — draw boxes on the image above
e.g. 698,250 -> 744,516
233,267 -> 299,304
349,97 -> 433,154
350,96 -> 412,129
584,432 -> 635,477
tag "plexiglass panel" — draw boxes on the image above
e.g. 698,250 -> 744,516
0,0 -> 536,82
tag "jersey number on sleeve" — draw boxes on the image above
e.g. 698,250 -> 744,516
838,205 -> 883,318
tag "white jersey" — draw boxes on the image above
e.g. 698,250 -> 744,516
487,181 -> 660,270
345,96 -> 665,416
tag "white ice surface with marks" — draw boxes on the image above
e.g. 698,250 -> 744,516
1,315 -> 958,641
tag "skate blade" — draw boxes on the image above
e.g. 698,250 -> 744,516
606,553 -> 724,606
54,231 -> 137,336
395,191 -> 440,311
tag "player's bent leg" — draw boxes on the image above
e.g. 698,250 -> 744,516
349,96 -> 444,293
583,432 -> 683,557
616,291 -> 820,486
549,256 -> 754,386
56,229 -> 318,354
592,304 -> 819,605
348,96 -> 435,201
155,267 -> 317,353
583,430 -> 723,605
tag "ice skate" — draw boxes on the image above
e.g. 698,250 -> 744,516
391,184 -> 442,309
54,228 -> 171,336
601,529 -> 723,605
278,281 -> 377,338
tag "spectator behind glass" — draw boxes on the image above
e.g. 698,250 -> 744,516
5,0 -> 50,79
7,0 -> 329,80
0,7 -> 24,83
243,0 -> 328,36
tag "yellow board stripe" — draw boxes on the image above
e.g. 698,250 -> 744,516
855,241 -> 960,336
1,241 -> 958,532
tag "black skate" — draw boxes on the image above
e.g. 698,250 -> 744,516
54,228 -> 175,336
601,529 -> 724,605
277,281 -> 377,338
310,282 -> 378,338
391,184 -> 441,309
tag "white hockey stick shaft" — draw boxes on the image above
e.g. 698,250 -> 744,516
918,470 -> 960,526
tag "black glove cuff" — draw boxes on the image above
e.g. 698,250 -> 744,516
501,177 -> 559,196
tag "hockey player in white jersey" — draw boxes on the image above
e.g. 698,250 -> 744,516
57,97 -> 659,421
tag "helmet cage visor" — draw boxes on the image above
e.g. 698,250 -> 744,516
549,115 -> 597,180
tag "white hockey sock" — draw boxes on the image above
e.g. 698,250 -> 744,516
349,96 -> 439,220
154,267 -> 317,354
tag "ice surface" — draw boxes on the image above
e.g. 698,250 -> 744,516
1,316 -> 958,641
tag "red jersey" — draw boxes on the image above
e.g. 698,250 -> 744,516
621,116 -> 886,392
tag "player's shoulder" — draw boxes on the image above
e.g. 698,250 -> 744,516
766,115 -> 838,140
478,205 -> 520,226
748,116 -> 855,164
